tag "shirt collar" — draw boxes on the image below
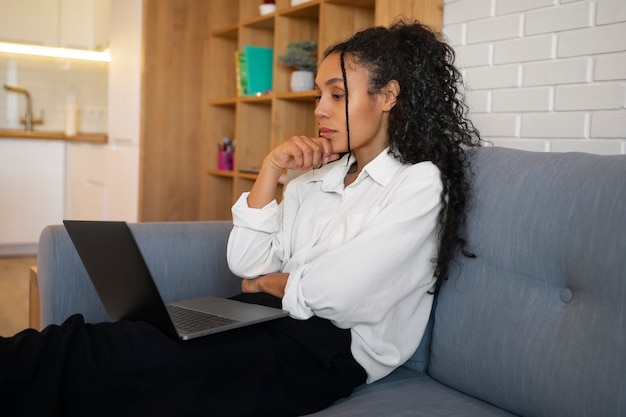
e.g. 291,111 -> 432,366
363,147 -> 405,187
307,147 -> 404,191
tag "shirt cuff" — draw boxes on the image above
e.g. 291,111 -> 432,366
231,192 -> 280,233
282,265 -> 314,320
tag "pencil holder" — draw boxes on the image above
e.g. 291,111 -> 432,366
218,150 -> 234,171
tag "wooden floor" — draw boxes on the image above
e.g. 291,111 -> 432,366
0,256 -> 36,337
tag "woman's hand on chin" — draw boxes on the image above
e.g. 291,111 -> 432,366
266,136 -> 339,172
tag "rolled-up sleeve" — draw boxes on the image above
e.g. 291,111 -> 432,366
226,192 -> 283,278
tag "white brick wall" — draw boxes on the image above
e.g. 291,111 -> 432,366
444,0 -> 626,155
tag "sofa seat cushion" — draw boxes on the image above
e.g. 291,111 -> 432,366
305,367 -> 515,416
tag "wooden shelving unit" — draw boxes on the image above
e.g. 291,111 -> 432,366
204,0 -> 442,220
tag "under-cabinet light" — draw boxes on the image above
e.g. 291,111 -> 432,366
0,42 -> 111,62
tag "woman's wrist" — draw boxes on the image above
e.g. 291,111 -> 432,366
242,273 -> 288,299
247,157 -> 283,208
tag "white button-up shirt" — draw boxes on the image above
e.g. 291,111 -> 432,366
227,149 -> 442,382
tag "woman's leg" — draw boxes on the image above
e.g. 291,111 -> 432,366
1,295 -> 365,417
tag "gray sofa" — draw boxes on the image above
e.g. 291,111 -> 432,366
37,147 -> 626,416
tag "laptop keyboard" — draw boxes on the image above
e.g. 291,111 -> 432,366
167,304 -> 239,333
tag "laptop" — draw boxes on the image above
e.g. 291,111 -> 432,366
63,220 -> 288,340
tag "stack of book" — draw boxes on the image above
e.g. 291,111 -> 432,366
235,45 -> 273,96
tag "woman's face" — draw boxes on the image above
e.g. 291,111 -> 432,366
314,52 -> 394,158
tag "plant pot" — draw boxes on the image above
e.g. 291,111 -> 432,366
290,70 -> 314,92
259,4 -> 275,15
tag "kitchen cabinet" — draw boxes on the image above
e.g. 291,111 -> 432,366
59,0 -> 111,50
65,142 -> 139,221
0,0 -> 58,47
0,140 -> 65,254
0,0 -> 110,50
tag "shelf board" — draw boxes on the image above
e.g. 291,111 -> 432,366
241,14 -> 275,30
209,98 -> 237,107
207,169 -> 235,178
239,95 -> 273,104
210,93 -> 290,106
236,91 -> 317,103
275,90 -> 317,101
211,24 -> 238,39
325,0 -> 375,8
279,2 -> 321,19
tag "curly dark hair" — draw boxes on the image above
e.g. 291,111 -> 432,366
325,19 -> 482,293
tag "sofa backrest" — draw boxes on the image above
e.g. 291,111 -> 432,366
429,147 -> 626,417
37,221 -> 240,326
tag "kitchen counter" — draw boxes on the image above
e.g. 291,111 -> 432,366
0,129 -> 107,144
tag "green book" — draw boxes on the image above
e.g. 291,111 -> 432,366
243,45 -> 273,96
237,51 -> 248,96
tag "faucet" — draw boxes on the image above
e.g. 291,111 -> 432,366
3,83 -> 44,131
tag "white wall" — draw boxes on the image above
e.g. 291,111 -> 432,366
443,0 -> 626,154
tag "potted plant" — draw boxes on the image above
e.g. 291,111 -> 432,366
278,40 -> 317,92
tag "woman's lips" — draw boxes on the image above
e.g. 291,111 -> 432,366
319,128 -> 336,138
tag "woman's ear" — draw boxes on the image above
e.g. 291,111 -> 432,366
382,80 -> 400,111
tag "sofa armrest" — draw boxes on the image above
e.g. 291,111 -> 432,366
37,221 -> 241,327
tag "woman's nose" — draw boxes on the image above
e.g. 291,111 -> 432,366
314,100 -> 329,119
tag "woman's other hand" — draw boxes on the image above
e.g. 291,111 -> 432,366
241,273 -> 289,299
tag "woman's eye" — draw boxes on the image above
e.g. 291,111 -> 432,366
314,92 -> 344,103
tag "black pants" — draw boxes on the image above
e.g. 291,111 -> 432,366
1,293 -> 366,417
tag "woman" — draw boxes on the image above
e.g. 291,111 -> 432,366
1,20 -> 480,417
228,17 -> 480,409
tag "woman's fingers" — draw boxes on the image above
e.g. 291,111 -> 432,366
296,136 -> 323,169
271,136 -> 331,171
319,138 -> 340,165
241,277 -> 261,293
